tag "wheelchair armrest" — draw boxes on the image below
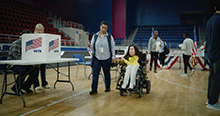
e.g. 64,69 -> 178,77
111,62 -> 118,68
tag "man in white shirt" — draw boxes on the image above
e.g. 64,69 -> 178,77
179,32 -> 194,76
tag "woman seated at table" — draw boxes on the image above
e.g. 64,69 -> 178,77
8,30 -> 39,94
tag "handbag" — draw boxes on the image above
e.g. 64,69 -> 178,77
163,42 -> 170,54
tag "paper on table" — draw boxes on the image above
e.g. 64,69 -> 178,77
60,51 -> 65,56
156,41 -> 161,51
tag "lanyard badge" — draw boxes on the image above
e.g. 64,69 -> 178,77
100,47 -> 104,53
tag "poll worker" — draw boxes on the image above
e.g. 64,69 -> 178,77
33,23 -> 50,90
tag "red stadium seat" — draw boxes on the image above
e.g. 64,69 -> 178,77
0,0 -> 75,44
66,41 -> 70,46
71,41 -> 75,46
66,37 -> 71,40
61,41 -> 65,45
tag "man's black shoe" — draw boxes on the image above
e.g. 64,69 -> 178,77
201,68 -> 207,71
127,88 -> 134,91
133,86 -> 138,91
119,87 -> 126,90
116,86 -> 120,90
89,90 -> 97,95
11,86 -> 24,95
105,88 -> 110,92
22,88 -> 33,93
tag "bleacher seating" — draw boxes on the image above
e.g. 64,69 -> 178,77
0,0 -> 75,46
2,45 -> 11,51
115,38 -> 124,44
133,24 -> 199,48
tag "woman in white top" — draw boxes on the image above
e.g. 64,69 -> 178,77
179,32 -> 194,76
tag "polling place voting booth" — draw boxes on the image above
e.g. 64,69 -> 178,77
0,34 -> 78,107
21,34 -> 61,61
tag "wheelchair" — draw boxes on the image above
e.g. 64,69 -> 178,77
116,60 -> 151,98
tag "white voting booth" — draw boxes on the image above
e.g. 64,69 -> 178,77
21,34 -> 61,61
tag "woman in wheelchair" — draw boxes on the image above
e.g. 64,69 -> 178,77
119,44 -> 141,90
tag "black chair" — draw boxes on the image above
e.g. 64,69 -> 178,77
0,56 -> 19,96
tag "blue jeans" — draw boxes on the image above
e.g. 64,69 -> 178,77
207,58 -> 220,104
11,65 -> 39,89
34,64 -> 48,87
91,56 -> 111,90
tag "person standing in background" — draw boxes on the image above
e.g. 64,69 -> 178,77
148,30 -> 161,73
179,32 -> 194,76
158,37 -> 166,70
206,0 -> 220,111
201,41 -> 209,71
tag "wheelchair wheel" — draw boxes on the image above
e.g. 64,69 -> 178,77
138,86 -> 143,97
146,80 -> 151,94
120,89 -> 124,96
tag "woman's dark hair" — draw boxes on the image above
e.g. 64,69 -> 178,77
215,0 -> 220,10
184,32 -> 189,38
100,21 -> 109,27
124,44 -> 142,65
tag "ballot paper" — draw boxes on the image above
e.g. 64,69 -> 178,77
179,44 -> 183,48
156,41 -> 161,51
200,45 -> 204,49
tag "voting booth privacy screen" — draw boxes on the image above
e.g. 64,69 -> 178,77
21,34 -> 61,61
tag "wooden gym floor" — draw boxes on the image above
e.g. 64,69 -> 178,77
0,63 -> 220,116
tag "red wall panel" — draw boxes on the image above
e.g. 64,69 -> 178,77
112,0 -> 126,39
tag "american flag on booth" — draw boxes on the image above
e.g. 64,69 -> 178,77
49,38 -> 59,52
192,25 -> 197,67
26,37 -> 42,52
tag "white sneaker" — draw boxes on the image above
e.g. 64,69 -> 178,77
128,84 -> 134,89
121,84 -> 126,89
206,103 -> 220,111
43,84 -> 50,89
191,69 -> 194,75
35,86 -> 42,90
180,73 -> 188,76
